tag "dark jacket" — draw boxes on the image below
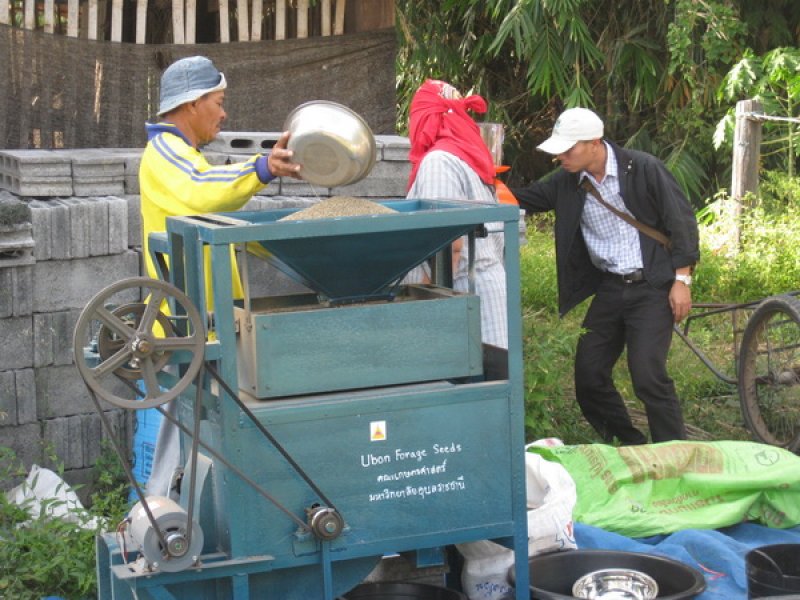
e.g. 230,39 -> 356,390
511,141 -> 700,316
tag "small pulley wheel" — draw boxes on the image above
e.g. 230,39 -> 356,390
97,303 -> 176,381
73,277 -> 206,410
306,505 -> 345,541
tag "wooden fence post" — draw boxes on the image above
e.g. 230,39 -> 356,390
275,0 -> 285,40
297,0 -> 308,38
67,0 -> 79,37
172,0 -> 184,44
729,99 -> 763,250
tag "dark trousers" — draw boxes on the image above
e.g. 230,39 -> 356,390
574,274 -> 687,444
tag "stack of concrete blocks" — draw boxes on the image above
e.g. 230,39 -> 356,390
0,137 -> 412,500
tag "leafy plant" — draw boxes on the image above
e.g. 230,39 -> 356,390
0,443 -> 129,599
715,47 -> 800,176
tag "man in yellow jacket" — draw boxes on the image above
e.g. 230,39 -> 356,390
139,55 -> 301,498
139,55 -> 301,305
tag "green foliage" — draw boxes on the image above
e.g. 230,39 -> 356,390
715,47 -> 800,176
0,444 -> 129,599
397,0 -> 800,203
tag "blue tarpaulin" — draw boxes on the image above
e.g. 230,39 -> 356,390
575,521 -> 800,598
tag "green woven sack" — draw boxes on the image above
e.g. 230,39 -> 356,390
528,441 -> 800,537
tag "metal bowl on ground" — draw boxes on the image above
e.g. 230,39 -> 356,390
508,549 -> 706,600
284,100 -> 377,187
572,568 -> 659,599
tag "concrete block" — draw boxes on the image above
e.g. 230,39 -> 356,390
60,198 -> 90,258
244,196 -> 316,213
0,223 -> 36,268
15,368 -> 36,425
34,309 -> 80,367
0,174 -> 73,197
32,251 -> 140,312
0,423 -> 42,469
107,196 -> 129,254
331,160 -> 411,198
0,370 -> 16,425
0,264 -> 33,317
72,179 -> 126,197
82,409 -> 129,466
205,132 -> 281,155
0,149 -> 72,178
89,197 -> 112,256
43,414 -> 85,469
71,149 -> 126,179
377,135 -> 411,161
124,195 -> 142,248
36,363 -> 132,421
0,369 -> 36,426
124,175 -> 140,195
0,316 -> 33,370
28,200 -> 53,260
35,363 -> 96,419
29,199 -> 71,260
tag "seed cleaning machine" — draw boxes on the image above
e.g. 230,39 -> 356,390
74,198 -> 530,599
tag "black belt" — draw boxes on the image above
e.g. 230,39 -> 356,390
605,269 -> 645,284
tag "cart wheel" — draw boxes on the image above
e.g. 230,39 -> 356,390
738,295 -> 800,452
73,277 -> 206,410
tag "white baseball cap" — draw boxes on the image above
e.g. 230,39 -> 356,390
537,108 -> 604,155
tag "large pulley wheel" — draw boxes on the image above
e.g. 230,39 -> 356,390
738,294 -> 800,452
73,277 -> 206,409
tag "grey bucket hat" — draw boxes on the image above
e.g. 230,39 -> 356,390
158,56 -> 227,116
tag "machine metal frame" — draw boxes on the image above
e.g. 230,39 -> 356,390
89,198 -> 531,599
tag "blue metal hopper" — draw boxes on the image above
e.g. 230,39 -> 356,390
234,199 -> 510,302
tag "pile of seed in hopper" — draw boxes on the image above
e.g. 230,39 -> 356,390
279,196 -> 397,221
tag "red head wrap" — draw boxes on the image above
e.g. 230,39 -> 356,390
407,79 -> 496,191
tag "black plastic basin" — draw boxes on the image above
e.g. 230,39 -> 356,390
342,582 -> 468,600
509,549 -> 706,599
746,544 -> 800,598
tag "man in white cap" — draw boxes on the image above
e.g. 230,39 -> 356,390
139,56 -> 302,497
511,107 -> 699,445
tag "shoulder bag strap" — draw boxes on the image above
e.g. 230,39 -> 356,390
580,178 -> 672,251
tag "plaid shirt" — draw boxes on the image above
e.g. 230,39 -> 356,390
580,142 -> 643,275
406,150 -> 508,349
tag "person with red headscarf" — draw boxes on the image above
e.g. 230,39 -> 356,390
406,79 -> 507,349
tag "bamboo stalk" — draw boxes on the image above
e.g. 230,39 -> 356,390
334,0 -> 345,35
43,0 -> 55,32
250,0 -> 262,40
88,0 -> 98,39
111,0 -> 122,41
135,0 -> 147,44
297,0 -> 308,38
236,0 -> 248,41
24,0 -> 35,30
172,0 -> 184,44
274,0 -> 285,40
185,0 -> 195,43
67,0 -> 79,37
321,0 -> 330,36
219,0 -> 229,43
0,0 -> 8,25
